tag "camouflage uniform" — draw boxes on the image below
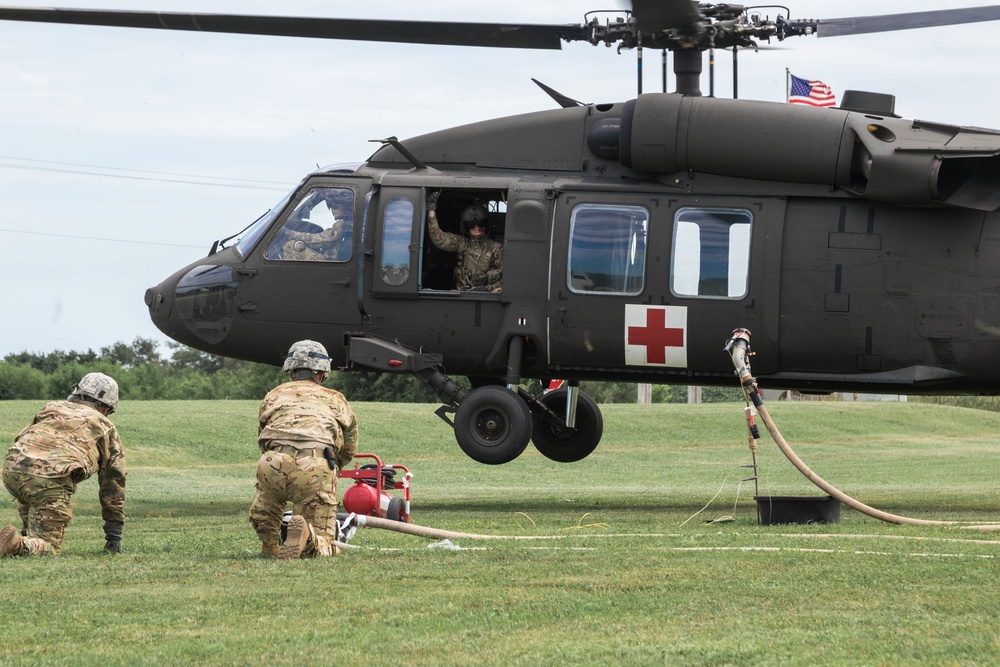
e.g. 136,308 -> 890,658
248,380 -> 358,556
2,401 -> 127,556
281,221 -> 347,262
428,218 -> 504,292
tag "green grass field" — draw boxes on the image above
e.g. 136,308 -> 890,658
1,399 -> 998,666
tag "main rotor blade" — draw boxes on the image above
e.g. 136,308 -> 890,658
819,6 -> 1000,37
0,7 -> 584,49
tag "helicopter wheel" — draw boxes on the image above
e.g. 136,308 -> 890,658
454,386 -> 532,465
531,388 -> 604,463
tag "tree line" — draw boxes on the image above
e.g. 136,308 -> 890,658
0,337 -> 740,404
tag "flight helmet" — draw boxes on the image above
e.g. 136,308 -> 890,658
460,204 -> 490,234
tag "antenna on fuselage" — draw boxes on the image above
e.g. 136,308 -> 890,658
371,136 -> 428,170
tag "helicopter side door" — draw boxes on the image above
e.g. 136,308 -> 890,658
548,193 -> 783,380
359,185 -> 512,374
238,179 -> 368,327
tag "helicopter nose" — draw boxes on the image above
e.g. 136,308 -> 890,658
145,262 -> 241,348
143,285 -> 158,309
145,278 -> 182,342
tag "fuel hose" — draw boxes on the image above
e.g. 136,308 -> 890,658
725,329 -> 1000,530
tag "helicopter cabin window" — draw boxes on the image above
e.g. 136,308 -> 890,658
567,204 -> 648,296
262,187 -> 354,262
671,208 -> 752,299
380,197 -> 415,286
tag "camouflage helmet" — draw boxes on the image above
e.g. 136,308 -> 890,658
282,339 -> 331,373
69,372 -> 120,411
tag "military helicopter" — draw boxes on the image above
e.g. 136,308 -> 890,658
5,2 -> 1000,466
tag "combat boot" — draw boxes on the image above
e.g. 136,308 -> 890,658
278,515 -> 311,561
260,543 -> 280,558
0,525 -> 25,557
314,534 -> 340,557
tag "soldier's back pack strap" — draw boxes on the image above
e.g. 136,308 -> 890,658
323,446 -> 337,471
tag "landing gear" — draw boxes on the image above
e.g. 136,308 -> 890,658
344,334 -> 602,465
454,386 -> 532,465
530,387 -> 604,462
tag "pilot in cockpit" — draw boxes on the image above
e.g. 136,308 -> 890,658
265,188 -> 354,261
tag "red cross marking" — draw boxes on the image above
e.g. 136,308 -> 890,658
627,308 -> 684,364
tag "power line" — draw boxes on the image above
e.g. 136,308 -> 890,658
0,154 -> 290,185
0,156 -> 291,191
0,226 -> 206,249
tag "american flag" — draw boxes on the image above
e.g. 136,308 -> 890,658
788,74 -> 836,108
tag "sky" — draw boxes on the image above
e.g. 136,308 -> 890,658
2,0 -> 999,358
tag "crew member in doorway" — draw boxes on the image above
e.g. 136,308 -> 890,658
426,191 -> 503,292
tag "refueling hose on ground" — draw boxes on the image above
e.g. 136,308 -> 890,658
725,329 -> 999,530
334,513 -> 579,545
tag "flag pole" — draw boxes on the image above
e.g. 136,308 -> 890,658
785,67 -> 790,102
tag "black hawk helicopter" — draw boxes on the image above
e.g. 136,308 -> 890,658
4,2 -> 1000,465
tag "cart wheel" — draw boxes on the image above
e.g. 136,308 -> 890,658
386,497 -> 406,522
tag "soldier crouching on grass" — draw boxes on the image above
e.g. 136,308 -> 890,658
249,340 -> 357,560
1,372 -> 126,557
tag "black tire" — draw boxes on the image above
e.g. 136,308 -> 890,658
385,496 -> 406,522
454,386 -> 532,465
531,388 -> 604,462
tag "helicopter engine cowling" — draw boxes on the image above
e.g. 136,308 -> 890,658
619,94 -> 852,185
608,94 -> 1000,212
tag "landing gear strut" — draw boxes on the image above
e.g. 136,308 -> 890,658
345,334 -> 604,465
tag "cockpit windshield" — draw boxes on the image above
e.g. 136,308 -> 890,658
263,187 -> 356,262
233,189 -> 294,258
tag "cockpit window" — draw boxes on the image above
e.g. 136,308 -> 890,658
263,187 -> 355,262
233,190 -> 293,258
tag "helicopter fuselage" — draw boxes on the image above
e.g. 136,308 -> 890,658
146,93 -> 1000,397
143,92 -> 1000,464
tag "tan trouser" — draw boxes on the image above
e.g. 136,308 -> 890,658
2,467 -> 74,555
248,446 -> 338,554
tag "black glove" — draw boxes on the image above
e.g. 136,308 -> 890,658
426,190 -> 440,212
103,520 -> 123,554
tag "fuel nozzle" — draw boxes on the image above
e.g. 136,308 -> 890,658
724,328 -> 763,407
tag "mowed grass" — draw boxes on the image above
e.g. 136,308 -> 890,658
0,399 -> 998,666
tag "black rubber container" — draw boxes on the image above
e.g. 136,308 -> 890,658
754,495 -> 841,525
